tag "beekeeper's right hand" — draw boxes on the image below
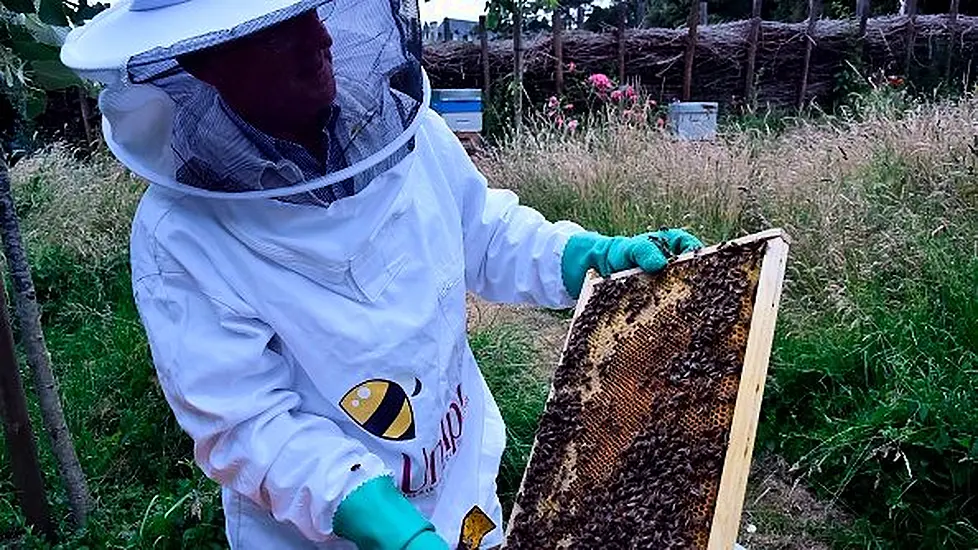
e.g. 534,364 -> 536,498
560,228 -> 704,298
333,476 -> 450,550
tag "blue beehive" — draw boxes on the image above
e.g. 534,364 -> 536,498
431,89 -> 483,133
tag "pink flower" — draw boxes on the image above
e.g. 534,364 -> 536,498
567,119 -> 579,131
646,99 -> 658,108
588,73 -> 613,92
625,85 -> 637,101
564,103 -> 574,111
547,96 -> 559,110
556,116 -> 565,128
610,90 -> 624,102
656,117 -> 666,128
567,62 -> 577,73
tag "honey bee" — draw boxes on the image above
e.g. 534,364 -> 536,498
340,379 -> 419,441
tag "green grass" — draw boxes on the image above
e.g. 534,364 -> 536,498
480,92 -> 978,549
3,90 -> 978,548
469,326 -> 550,519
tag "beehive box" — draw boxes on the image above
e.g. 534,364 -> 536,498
504,229 -> 790,549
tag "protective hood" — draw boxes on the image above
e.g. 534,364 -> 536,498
61,0 -> 427,204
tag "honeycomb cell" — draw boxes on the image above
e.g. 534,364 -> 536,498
506,242 -> 767,550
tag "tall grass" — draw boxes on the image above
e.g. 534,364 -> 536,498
470,326 -> 549,518
481,94 -> 978,548
1,147 -> 226,549
1,91 -> 976,548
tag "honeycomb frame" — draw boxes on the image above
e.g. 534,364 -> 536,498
504,229 -> 790,550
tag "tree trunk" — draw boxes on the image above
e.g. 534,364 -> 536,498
76,87 -> 94,147
745,0 -> 763,105
0,194 -> 55,541
903,0 -> 917,75
617,3 -> 627,83
554,9 -> 564,96
0,159 -> 92,528
798,0 -> 822,109
480,16 -> 491,104
947,0 -> 960,82
682,0 -> 701,101
857,0 -> 871,34
514,3 -> 524,132
699,1 -> 708,26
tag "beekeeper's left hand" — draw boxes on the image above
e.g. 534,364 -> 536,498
561,228 -> 704,299
333,476 -> 450,550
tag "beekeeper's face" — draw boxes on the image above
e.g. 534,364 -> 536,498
178,10 -> 336,135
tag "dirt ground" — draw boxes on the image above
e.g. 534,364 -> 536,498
466,295 -> 845,549
740,456 -> 846,549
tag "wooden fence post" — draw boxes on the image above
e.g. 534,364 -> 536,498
700,1 -> 708,26
554,9 -> 564,96
944,0 -> 961,83
857,0 -> 871,35
636,0 -> 647,27
682,0 -> 701,101
0,259 -> 55,542
514,3 -> 524,131
902,0 -> 917,75
480,16 -> 490,105
617,3 -> 627,83
744,0 -> 763,106
798,0 -> 822,109
947,0 -> 960,82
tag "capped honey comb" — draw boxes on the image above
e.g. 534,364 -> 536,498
505,230 -> 790,550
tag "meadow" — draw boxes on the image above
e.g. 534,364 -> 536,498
1,88 -> 975,548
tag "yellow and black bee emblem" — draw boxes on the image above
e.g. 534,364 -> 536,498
340,379 -> 420,441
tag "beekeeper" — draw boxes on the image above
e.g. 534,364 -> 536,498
61,1 -> 702,548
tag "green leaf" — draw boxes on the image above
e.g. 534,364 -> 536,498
0,0 -> 35,14
24,87 -> 47,118
10,38 -> 61,62
5,12 -> 69,47
29,59 -> 80,89
23,14 -> 70,46
37,0 -> 70,27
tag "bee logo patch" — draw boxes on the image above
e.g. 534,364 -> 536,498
340,379 -> 419,441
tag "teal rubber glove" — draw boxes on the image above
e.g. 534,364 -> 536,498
333,476 -> 449,550
561,228 -> 704,299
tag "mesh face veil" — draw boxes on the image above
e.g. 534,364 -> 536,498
61,0 -> 427,205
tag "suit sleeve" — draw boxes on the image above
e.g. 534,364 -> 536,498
133,271 -> 390,543
422,112 -> 584,308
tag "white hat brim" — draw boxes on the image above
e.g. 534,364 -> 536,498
61,0 -> 321,72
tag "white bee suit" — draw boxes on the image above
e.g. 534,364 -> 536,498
61,0 -> 584,546
129,108 -> 582,547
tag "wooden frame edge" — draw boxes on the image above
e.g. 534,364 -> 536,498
605,228 -> 789,282
706,236 -> 790,550
503,230 -> 790,547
